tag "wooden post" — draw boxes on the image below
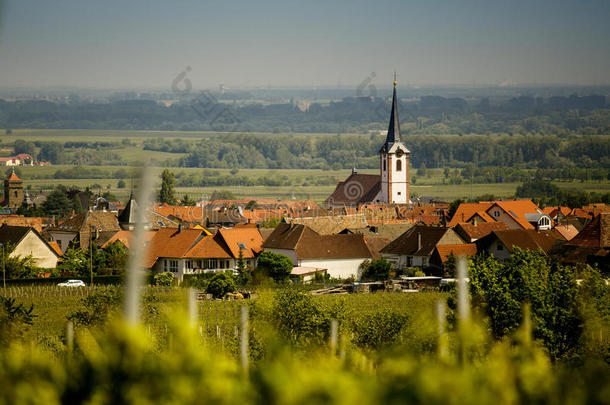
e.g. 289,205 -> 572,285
240,306 -> 249,373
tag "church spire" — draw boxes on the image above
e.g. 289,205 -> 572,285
380,75 -> 401,152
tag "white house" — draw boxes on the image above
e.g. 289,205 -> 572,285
263,223 -> 376,279
0,224 -> 60,268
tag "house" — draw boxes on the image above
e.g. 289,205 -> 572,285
560,213 -> 610,272
46,211 -> 121,253
380,225 -> 465,269
145,224 -> 264,280
0,154 -> 34,166
0,224 -> 60,268
448,200 -> 552,230
429,244 -> 477,274
476,229 -> 566,260
453,222 -> 509,243
263,223 -> 376,279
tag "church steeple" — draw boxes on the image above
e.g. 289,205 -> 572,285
379,74 -> 410,205
380,75 -> 401,152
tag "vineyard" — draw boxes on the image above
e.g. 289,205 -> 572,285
0,270 -> 608,404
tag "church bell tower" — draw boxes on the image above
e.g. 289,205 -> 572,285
380,76 -> 410,204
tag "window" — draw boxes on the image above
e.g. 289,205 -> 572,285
383,159 -> 386,171
396,159 -> 402,171
497,243 -> 504,251
164,260 -> 179,272
397,192 -> 401,195
185,260 -> 192,270
406,256 -> 413,266
539,217 -> 550,228
493,210 -> 500,218
57,240 -> 62,249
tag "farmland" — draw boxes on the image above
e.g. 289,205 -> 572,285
5,129 -> 610,202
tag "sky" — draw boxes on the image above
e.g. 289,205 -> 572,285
0,0 -> 609,89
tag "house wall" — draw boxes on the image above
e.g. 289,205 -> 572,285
438,229 -> 466,245
153,257 -> 238,281
11,231 -> 58,268
487,207 -> 523,230
486,239 -> 511,260
299,257 -> 366,279
382,253 -> 429,268
47,231 -> 77,253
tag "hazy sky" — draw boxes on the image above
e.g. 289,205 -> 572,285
0,0 -> 609,89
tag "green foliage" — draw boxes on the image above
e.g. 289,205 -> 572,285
448,198 -> 465,221
205,272 -> 236,298
256,251 -> 293,283
351,309 -> 409,350
42,187 -> 73,217
271,289 -> 337,347
0,296 -> 36,344
159,169 -> 176,205
153,272 -> 174,287
467,249 -> 603,360
117,179 -> 126,188
181,194 -> 196,206
361,258 -> 391,281
57,247 -> 88,277
516,178 -> 610,207
66,289 -> 121,327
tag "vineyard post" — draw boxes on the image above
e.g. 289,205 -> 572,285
329,319 -> 338,355
240,305 -> 249,374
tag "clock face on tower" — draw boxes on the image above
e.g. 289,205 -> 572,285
396,149 -> 403,158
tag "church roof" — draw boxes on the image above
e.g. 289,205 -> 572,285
6,171 -> 21,182
118,194 -> 138,225
380,82 -> 409,154
325,173 -> 381,206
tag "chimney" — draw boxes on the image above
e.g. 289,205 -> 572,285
417,232 -> 422,251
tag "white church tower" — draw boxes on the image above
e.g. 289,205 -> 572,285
380,78 -> 410,204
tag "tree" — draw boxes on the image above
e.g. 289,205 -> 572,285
159,169 -> 177,205
42,188 -> 73,217
117,179 -> 126,189
57,247 -> 88,277
361,258 -> 391,281
256,251 -> 293,283
206,272 -> 236,298
447,199 -> 465,222
417,162 -> 427,177
236,248 -> 250,285
181,194 -> 196,206
245,200 -> 258,210
154,272 -> 174,287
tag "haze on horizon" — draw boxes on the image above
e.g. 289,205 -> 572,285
0,0 -> 609,90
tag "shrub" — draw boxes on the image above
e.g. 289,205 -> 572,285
362,258 -> 391,281
154,272 -> 174,287
351,309 -> 409,350
256,251 -> 293,283
67,289 -> 121,327
205,272 -> 236,299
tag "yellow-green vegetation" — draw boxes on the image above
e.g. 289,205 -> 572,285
0,250 -> 608,405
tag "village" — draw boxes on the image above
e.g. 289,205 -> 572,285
0,82 -> 607,295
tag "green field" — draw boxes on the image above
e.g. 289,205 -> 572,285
6,129 -> 610,202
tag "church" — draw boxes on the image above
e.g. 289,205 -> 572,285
326,79 -> 410,207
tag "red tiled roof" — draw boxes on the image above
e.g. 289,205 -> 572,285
184,235 -> 232,259
566,213 -> 610,248
325,173 -> 381,206
101,229 -> 156,248
453,222 -> 509,242
434,244 -> 477,263
48,241 -> 63,256
144,228 -> 204,268
488,200 -> 543,230
447,202 -> 494,227
553,225 -> 579,241
216,224 -> 263,258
